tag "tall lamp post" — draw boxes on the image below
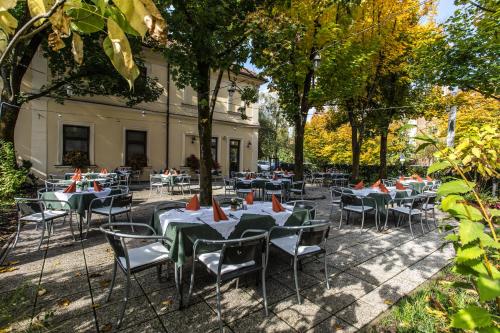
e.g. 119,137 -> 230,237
399,153 -> 406,176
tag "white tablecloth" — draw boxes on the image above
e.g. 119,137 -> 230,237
158,202 -> 293,239
52,188 -> 112,201
351,187 -> 412,200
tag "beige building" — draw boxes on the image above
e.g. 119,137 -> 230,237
13,50 -> 264,179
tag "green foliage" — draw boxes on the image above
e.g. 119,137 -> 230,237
62,150 -> 89,169
185,154 -> 200,171
0,140 -> 29,203
419,125 -> 499,331
127,153 -> 147,171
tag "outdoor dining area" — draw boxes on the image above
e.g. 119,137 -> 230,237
3,167 -> 449,332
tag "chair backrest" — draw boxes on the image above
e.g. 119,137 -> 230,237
292,181 -> 305,191
236,181 -> 252,190
217,197 -> 242,207
265,181 -> 282,190
15,198 -> 43,218
112,193 -> 133,208
331,187 -> 343,200
424,194 -> 436,205
153,201 -> 187,214
341,193 -> 362,206
219,233 -> 267,274
287,200 -> 316,219
298,222 -> 330,247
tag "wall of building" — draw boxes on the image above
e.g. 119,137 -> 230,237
14,49 -> 262,179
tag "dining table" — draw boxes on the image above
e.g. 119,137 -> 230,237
236,177 -> 292,199
150,201 -> 309,307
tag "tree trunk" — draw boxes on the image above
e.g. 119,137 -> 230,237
379,129 -> 388,179
351,125 -> 361,180
294,115 -> 306,180
0,99 -> 21,143
196,62 -> 213,205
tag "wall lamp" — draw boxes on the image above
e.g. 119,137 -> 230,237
191,135 -> 196,144
247,141 -> 252,148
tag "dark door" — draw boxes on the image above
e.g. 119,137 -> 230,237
229,139 -> 240,174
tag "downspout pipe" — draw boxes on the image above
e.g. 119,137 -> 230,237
166,62 -> 170,168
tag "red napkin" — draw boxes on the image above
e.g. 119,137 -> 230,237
416,175 -> 423,182
271,194 -> 285,212
396,182 -> 406,190
371,179 -> 381,188
245,191 -> 254,205
212,198 -> 228,222
93,181 -> 103,192
72,172 -> 81,181
426,175 -> 432,181
353,181 -> 364,189
186,195 -> 200,211
379,184 -> 389,193
63,182 -> 76,193
399,176 -> 405,181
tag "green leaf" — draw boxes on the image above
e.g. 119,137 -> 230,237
415,142 -> 431,153
479,233 -> 500,249
427,160 -> 452,175
445,233 -> 459,242
459,220 -> 484,244
414,134 -> 436,144
456,244 -> 484,263
449,203 -> 484,221
450,306 -> 492,329
440,194 -> 463,211
489,209 -> 500,217
107,6 -> 141,36
476,276 -> 500,302
68,3 -> 104,34
113,0 -> 149,37
471,261 -> 500,279
478,326 -> 500,333
471,147 -> 481,158
437,180 -> 475,196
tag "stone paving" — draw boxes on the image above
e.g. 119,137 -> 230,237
0,185 -> 455,332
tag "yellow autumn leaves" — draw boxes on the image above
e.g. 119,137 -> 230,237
0,0 -> 167,88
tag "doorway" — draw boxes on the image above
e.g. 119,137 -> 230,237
229,139 -> 240,174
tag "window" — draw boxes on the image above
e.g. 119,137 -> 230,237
211,137 -> 218,161
126,130 -> 147,166
63,125 -> 90,162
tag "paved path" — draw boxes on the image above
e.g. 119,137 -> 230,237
0,186 -> 454,332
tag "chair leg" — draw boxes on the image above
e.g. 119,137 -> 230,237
117,270 -> 131,328
37,220 -> 47,251
13,218 -> 22,248
424,210 -> 430,230
261,267 -> 268,316
106,261 -> 117,302
216,281 -> 223,332
408,214 -> 414,237
293,256 -> 301,304
432,209 -> 437,228
67,213 -> 76,241
338,209 -> 343,229
324,253 -> 330,289
186,259 -> 196,306
360,211 -> 365,231
420,213 -> 425,234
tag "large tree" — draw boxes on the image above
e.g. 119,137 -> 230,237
160,0 -> 260,205
252,0 -> 355,181
0,0 -> 166,143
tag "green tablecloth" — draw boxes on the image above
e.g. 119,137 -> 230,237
151,209 -> 308,265
42,189 -> 121,216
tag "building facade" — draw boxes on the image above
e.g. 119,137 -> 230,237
13,50 -> 264,179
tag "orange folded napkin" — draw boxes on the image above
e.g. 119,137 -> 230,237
371,179 -> 381,188
395,182 -> 406,190
93,181 -> 103,192
379,184 -> 389,193
412,174 -> 419,179
426,175 -> 432,181
416,175 -> 423,182
102,168 -> 108,174
271,194 -> 285,212
353,181 -> 364,189
212,198 -> 228,222
63,182 -> 76,193
186,195 -> 200,211
245,191 -> 254,205
72,173 -> 81,181
399,176 -> 405,181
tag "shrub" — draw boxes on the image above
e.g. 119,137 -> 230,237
128,153 -> 148,171
186,154 -> 200,171
0,140 -> 30,203
62,150 -> 89,168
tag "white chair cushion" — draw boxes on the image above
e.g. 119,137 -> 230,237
92,206 -> 130,215
21,210 -> 67,222
343,205 -> 374,213
198,251 -> 255,275
390,206 -> 422,215
119,242 -> 169,269
271,235 -> 321,256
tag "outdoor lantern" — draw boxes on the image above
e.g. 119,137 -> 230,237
247,141 -> 252,148
228,81 -> 237,97
191,136 -> 196,144
313,53 -> 321,69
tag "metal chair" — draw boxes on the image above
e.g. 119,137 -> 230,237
421,194 -> 437,229
174,175 -> 192,195
339,194 -> 378,230
186,231 -> 269,332
385,196 -> 425,237
14,198 -> 74,250
286,200 -> 316,220
149,174 -> 166,196
268,221 -> 331,304
289,181 -> 305,199
99,223 -> 171,328
235,181 -> 253,198
223,178 -> 236,196
264,181 -> 283,202
329,187 -> 343,220
88,193 -> 133,237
